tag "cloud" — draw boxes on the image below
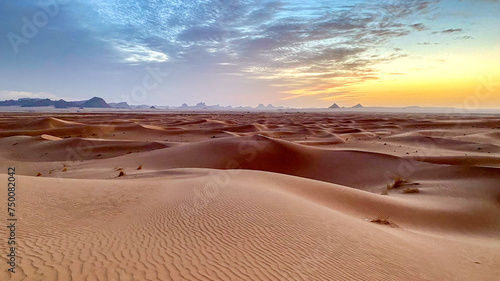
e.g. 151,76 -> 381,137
432,28 -> 463,34
0,0 -> 446,103
454,35 -> 474,40
0,90 -> 68,100
226,1 -> 440,99
110,41 -> 169,64
410,23 -> 427,31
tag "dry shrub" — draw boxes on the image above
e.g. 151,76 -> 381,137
387,176 -> 408,190
369,217 -> 398,228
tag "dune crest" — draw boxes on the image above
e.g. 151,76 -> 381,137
0,112 -> 499,280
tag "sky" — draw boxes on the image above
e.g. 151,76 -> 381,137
0,0 -> 499,108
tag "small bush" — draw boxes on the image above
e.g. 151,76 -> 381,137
370,218 -> 391,225
387,176 -> 408,190
403,188 -> 420,194
137,165 -> 142,170
36,172 -> 42,177
369,217 -> 398,228
118,171 -> 125,177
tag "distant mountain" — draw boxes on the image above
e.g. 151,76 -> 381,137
206,104 -> 232,110
0,99 -> 19,106
130,104 -> 152,109
329,103 -> 340,109
81,97 -> 112,108
21,98 -> 53,107
194,102 -> 208,109
0,97 -> 113,108
168,102 -> 284,110
255,103 -> 282,110
176,103 -> 238,110
109,102 -> 131,109
352,103 -> 363,108
54,99 -> 78,108
234,106 -> 254,110
8,98 -> 82,108
0,97 -> 291,111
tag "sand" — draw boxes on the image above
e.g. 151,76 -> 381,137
0,111 -> 499,280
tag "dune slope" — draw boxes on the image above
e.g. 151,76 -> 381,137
0,112 -> 499,280
0,173 -> 499,281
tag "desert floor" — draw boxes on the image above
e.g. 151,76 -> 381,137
0,111 -> 499,280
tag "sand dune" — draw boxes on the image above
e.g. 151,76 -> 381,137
48,135 -> 500,193
0,116 -> 84,130
0,172 -> 498,281
385,134 -> 500,153
48,135 -> 419,188
409,155 -> 500,168
0,112 -> 499,280
457,131 -> 500,146
0,136 -> 171,161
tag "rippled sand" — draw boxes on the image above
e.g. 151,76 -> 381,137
0,112 -> 499,280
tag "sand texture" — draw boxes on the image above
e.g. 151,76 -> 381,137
0,112 -> 499,280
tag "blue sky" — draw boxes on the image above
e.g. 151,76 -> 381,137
1,0 -> 499,107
